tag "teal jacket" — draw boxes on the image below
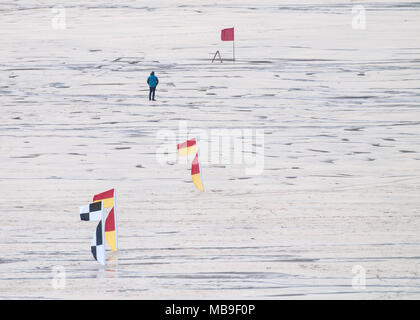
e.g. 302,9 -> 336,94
147,75 -> 159,88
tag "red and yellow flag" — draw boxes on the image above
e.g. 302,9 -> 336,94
104,208 -> 116,252
177,138 -> 197,156
93,188 -> 114,209
191,154 -> 204,192
93,189 -> 117,252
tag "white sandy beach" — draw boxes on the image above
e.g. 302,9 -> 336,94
0,0 -> 420,299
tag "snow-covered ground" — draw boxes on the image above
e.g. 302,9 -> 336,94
0,0 -> 419,299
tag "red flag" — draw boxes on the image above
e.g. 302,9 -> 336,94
221,27 -> 234,41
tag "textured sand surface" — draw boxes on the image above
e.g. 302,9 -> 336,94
0,1 -> 419,299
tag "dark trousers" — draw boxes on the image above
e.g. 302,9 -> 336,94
149,87 -> 156,100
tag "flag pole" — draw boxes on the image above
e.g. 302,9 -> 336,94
196,136 -> 205,191
233,26 -> 235,62
233,39 -> 235,62
114,188 -> 119,251
101,203 -> 106,266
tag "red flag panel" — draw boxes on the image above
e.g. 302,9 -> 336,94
191,154 -> 201,175
177,138 -> 196,150
93,189 -> 114,201
105,208 -> 115,232
221,27 -> 234,41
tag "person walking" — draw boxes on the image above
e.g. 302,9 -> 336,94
147,71 -> 159,101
